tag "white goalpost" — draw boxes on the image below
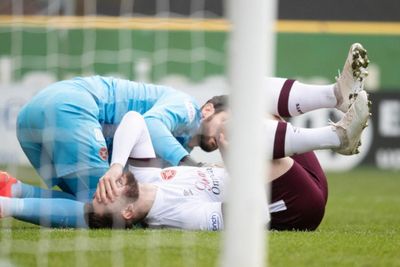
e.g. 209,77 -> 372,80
221,0 -> 277,266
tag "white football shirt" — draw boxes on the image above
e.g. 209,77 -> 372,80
129,166 -> 226,231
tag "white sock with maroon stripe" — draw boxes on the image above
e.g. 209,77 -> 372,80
284,123 -> 341,156
268,120 -> 341,159
266,77 -> 337,117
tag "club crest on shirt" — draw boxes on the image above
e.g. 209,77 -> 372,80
161,169 -> 177,180
99,147 -> 108,161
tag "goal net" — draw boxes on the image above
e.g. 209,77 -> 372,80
0,0 -> 275,266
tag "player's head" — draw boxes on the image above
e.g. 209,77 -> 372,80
199,95 -> 229,152
85,172 -> 140,229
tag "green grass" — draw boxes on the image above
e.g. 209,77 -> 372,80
1,167 -> 399,267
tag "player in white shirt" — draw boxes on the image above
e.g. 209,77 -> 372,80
86,87 -> 370,231
87,54 -> 371,230
87,161 -> 295,230
131,166 -> 226,230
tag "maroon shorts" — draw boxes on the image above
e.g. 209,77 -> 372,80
269,152 -> 328,231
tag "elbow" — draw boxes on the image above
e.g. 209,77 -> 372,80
123,111 -> 146,127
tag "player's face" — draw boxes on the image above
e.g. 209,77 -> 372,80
199,111 -> 229,152
92,174 -> 132,216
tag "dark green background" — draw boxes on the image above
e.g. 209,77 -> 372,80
1,27 -> 399,90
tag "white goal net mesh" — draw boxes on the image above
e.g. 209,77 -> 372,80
0,0 -> 272,266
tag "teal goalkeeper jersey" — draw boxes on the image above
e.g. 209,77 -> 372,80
65,76 -> 201,165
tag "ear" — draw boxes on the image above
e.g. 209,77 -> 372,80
201,103 -> 215,119
121,203 -> 135,220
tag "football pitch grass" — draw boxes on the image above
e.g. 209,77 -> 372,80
0,166 -> 399,267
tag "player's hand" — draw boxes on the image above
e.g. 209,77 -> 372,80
95,164 -> 123,204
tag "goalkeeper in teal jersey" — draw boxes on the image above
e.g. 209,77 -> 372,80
15,75 -> 228,202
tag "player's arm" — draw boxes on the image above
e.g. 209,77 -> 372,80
179,155 -> 203,166
95,111 -> 155,204
145,117 -> 201,166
